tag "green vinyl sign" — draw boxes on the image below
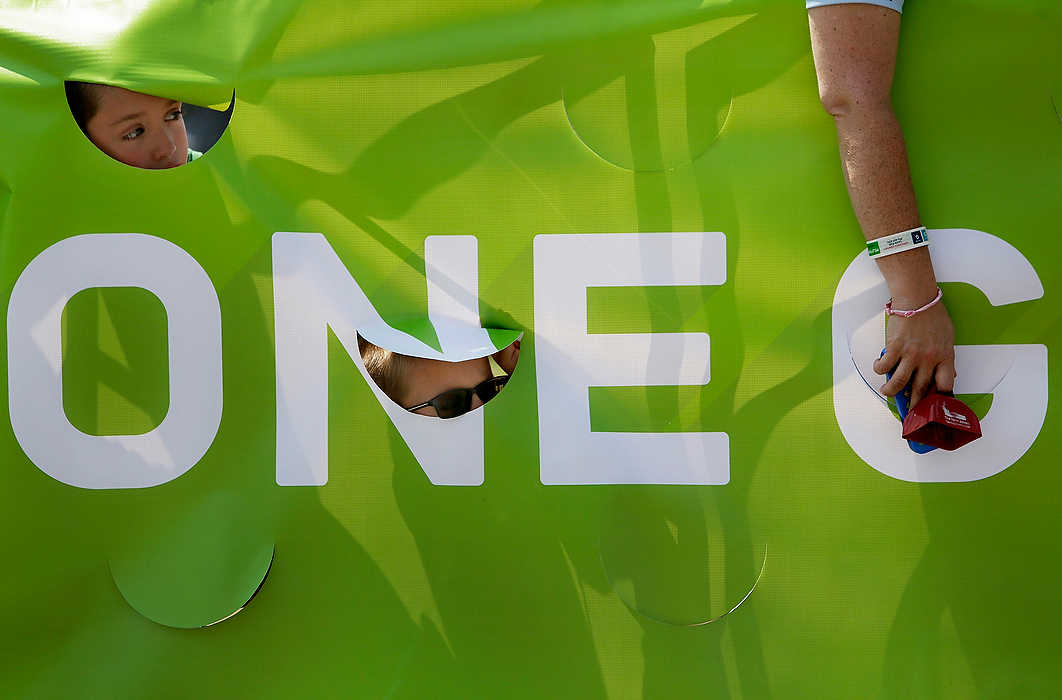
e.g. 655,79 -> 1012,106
1,1 -> 1060,697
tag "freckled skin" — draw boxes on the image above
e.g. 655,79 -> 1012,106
84,85 -> 189,170
400,355 -> 493,417
809,5 -> 956,408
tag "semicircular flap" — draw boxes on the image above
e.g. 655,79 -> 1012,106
358,317 -> 521,362
599,488 -> 765,626
108,492 -> 275,629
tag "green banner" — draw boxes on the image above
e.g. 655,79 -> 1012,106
2,1 -> 1060,697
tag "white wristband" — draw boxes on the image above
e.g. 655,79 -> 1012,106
866,227 -> 930,258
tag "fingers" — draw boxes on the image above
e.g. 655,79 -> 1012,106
908,369 -> 932,409
879,358 -> 913,397
871,303 -> 955,407
934,360 -> 957,394
873,345 -> 900,376
879,358 -> 957,407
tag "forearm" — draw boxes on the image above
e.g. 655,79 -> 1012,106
810,4 -> 939,307
835,106 -> 939,307
810,4 -> 955,404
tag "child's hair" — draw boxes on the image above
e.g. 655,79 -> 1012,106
65,81 -> 104,136
358,335 -> 412,406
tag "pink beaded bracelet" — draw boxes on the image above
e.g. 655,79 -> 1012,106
885,287 -> 943,318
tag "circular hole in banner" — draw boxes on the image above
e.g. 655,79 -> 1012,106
559,30 -> 733,173
599,489 -> 765,626
65,81 -> 234,170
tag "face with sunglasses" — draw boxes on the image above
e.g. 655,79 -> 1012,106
400,355 -> 508,419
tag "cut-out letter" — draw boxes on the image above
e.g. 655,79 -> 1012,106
533,232 -> 729,485
832,228 -> 1047,482
7,234 -> 223,488
273,233 -> 489,486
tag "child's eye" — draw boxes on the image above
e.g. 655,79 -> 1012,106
165,109 -> 183,121
122,127 -> 144,141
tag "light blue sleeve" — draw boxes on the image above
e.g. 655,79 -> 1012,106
806,0 -> 903,12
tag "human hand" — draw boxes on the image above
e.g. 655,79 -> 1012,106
873,301 -> 955,409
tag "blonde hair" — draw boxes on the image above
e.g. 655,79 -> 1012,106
358,335 -> 413,406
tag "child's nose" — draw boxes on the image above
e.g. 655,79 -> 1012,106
153,129 -> 177,161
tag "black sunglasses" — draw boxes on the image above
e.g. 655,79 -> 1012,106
405,375 -> 509,419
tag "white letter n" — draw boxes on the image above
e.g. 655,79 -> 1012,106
273,233 -> 487,486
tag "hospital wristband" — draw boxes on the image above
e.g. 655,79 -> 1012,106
866,226 -> 930,258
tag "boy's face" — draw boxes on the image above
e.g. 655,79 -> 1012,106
401,356 -> 492,417
84,85 -> 188,169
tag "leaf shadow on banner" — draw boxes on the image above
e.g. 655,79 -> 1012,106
582,6 -> 808,698
243,48 -> 624,224
236,34 -> 673,336
15,211 -> 444,694
369,4 -> 812,697
877,6 -> 1062,696
217,233 -> 452,695
879,307 -> 1062,698
106,0 -> 306,105
1,0 -> 831,695
584,27 -> 763,696
235,1 -> 794,224
0,175 -> 10,246
61,288 -> 169,435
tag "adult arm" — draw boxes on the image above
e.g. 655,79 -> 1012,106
809,4 -> 955,408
